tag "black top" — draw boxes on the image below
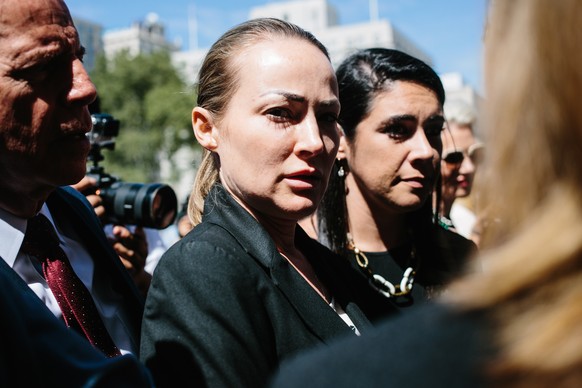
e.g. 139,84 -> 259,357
270,303 -> 494,388
348,226 -> 477,321
140,184 -> 372,388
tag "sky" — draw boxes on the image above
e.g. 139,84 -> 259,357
66,0 -> 488,92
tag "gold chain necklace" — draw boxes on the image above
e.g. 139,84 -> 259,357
346,234 -> 417,299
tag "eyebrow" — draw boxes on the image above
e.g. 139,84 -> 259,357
261,90 -> 305,102
382,114 -> 417,124
378,113 -> 445,127
261,90 -> 340,109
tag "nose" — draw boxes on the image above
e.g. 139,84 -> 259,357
409,128 -> 436,161
459,153 -> 476,175
295,114 -> 324,158
66,58 -> 97,106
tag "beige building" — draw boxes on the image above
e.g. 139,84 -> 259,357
249,0 -> 432,68
172,0 -> 432,86
103,13 -> 179,60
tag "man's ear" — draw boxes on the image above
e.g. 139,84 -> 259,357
337,126 -> 348,160
192,107 -> 218,151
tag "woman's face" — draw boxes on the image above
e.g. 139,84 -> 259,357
441,124 -> 479,198
344,81 -> 444,214
214,37 -> 340,222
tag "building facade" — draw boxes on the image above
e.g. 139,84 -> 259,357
73,16 -> 104,72
172,0 -> 433,86
103,13 -> 179,60
249,0 -> 432,68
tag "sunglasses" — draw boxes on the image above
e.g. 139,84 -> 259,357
442,143 -> 485,165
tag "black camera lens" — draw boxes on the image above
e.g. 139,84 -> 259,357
100,182 -> 178,229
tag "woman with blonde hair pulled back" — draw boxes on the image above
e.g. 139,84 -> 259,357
270,1 -> 582,387
140,18 -> 372,387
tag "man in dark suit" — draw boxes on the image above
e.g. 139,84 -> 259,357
0,0 -> 149,381
0,255 -> 152,386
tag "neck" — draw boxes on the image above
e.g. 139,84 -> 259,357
344,175 -> 409,252
0,184 -> 51,218
255,212 -> 298,255
222,184 -> 298,254
439,192 -> 455,218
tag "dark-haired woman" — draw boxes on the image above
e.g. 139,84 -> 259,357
312,48 -> 476,321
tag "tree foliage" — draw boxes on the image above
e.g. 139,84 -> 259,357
89,50 -> 196,183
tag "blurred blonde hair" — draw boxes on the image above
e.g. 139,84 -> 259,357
447,0 -> 582,385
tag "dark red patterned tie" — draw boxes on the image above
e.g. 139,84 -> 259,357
21,214 -> 121,358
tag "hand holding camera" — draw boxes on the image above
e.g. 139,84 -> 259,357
85,113 -> 178,229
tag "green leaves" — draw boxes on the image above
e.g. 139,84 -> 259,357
90,50 -> 196,183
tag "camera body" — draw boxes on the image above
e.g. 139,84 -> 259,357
86,113 -> 177,229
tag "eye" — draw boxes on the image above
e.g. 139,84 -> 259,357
319,112 -> 338,124
12,60 -> 56,84
424,117 -> 445,136
382,123 -> 412,139
267,108 -> 293,122
442,150 -> 464,164
77,46 -> 87,63
424,123 -> 444,137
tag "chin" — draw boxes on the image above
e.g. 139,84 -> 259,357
283,199 -> 318,221
48,163 -> 87,186
394,196 -> 428,213
456,188 -> 470,198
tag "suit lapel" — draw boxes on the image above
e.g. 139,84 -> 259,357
0,258 -> 47,305
298,229 -> 372,333
46,187 -> 144,331
269,252 -> 358,342
204,185 -> 362,342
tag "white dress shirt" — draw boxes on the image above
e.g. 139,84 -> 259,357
0,204 -> 136,354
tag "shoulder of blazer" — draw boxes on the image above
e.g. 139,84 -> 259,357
49,186 -> 107,234
201,184 -> 281,269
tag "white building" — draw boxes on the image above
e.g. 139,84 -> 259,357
171,49 -> 208,88
250,0 -> 339,32
249,0 -> 431,68
173,0 -> 432,85
103,13 -> 179,60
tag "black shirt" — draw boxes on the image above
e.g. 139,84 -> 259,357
346,226 -> 477,322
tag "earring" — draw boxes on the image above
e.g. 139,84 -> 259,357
337,158 -> 346,178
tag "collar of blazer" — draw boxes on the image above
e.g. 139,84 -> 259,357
47,187 -> 144,320
203,183 -> 370,341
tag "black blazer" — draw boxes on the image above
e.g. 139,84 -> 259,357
141,184 -> 371,388
46,187 -> 144,350
0,258 -> 152,387
0,186 -> 146,384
